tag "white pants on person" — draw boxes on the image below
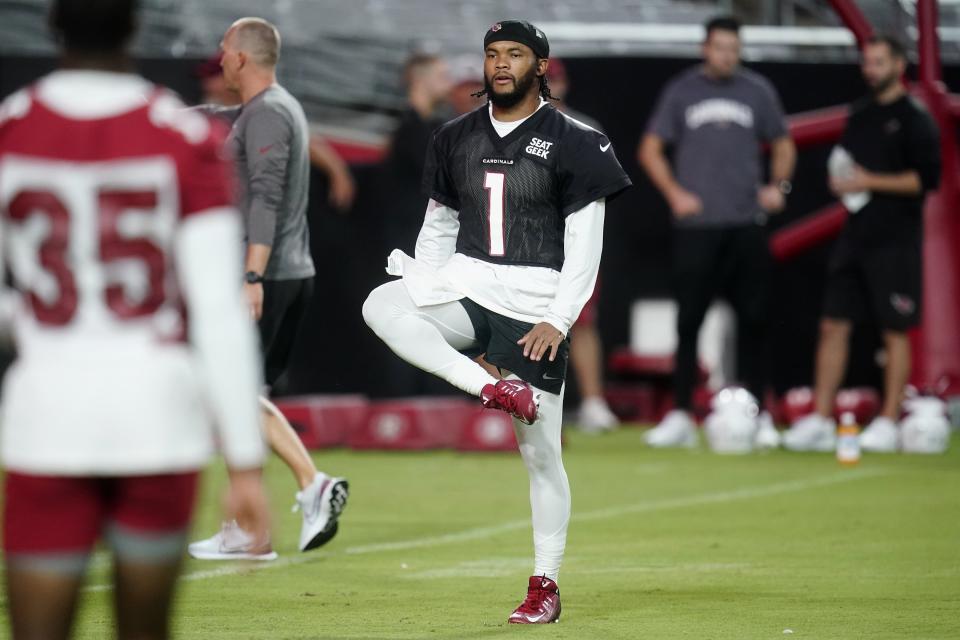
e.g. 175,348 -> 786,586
363,280 -> 571,581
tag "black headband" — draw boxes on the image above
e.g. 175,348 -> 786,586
483,20 -> 549,59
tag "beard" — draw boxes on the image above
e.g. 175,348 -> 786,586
484,65 -> 538,109
869,72 -> 900,96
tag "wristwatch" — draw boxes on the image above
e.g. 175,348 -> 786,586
776,179 -> 793,195
244,271 -> 264,284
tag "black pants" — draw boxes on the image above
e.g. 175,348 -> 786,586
259,277 -> 314,391
673,226 -> 770,410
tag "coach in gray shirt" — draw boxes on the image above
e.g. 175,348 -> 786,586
189,18 -> 351,560
209,17 -> 316,393
639,15 -> 796,447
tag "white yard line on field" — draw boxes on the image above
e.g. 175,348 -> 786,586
83,468 -> 886,593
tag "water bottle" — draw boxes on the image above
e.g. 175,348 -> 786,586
836,412 -> 861,466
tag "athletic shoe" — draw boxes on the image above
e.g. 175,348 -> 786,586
481,379 -> 539,425
293,473 -> 350,552
508,575 -> 561,624
754,411 -> 782,449
577,397 -> 619,434
860,416 -> 899,453
783,413 -> 837,452
644,410 -> 698,448
187,521 -> 278,561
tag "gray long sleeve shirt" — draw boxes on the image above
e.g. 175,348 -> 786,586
201,85 -> 315,280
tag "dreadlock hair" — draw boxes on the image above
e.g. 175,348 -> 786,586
539,73 -> 559,101
471,61 -> 559,100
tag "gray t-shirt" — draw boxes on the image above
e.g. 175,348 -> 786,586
202,85 -> 315,280
646,66 -> 788,227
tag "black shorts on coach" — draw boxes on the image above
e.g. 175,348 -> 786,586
259,277 -> 314,389
457,298 -> 569,395
822,232 -> 922,332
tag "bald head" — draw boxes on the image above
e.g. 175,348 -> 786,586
226,17 -> 281,67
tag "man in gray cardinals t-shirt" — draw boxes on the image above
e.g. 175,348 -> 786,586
639,15 -> 796,448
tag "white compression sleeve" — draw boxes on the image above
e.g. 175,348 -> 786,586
414,199 -> 459,268
176,209 -> 266,470
513,380 -> 570,582
362,280 -> 497,396
541,199 -> 606,336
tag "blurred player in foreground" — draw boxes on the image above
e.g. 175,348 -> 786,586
363,20 -> 631,623
0,0 -> 269,637
188,17 -> 348,561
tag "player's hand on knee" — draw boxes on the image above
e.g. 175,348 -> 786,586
225,467 -> 272,552
518,322 -> 565,362
243,282 -> 264,321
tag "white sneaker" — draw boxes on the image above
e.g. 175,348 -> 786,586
294,473 -> 349,552
644,410 -> 698,448
754,411 -> 781,450
188,521 -> 278,561
860,416 -> 899,453
783,413 -> 837,452
577,397 -> 619,434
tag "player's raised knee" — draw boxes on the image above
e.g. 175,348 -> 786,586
362,285 -> 390,332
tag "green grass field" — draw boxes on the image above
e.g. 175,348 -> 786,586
5,427 -> 958,640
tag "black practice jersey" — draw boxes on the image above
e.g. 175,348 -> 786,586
422,103 -> 631,271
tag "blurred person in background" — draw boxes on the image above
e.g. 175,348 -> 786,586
447,53 -> 485,116
189,17 -> 349,561
196,52 -> 239,106
542,58 -> 602,131
784,35 -> 940,453
363,20 -> 631,623
545,58 -> 619,433
639,15 -> 795,448
309,129 -> 356,212
0,0 -> 270,637
383,52 -> 452,254
376,53 -> 455,397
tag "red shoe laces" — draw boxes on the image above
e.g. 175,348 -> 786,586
518,578 -> 552,613
518,587 -> 545,613
494,382 -> 524,410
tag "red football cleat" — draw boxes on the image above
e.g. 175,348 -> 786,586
481,379 -> 539,425
508,575 -> 561,624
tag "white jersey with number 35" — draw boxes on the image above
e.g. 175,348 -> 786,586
0,71 -> 265,475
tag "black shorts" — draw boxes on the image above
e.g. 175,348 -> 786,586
259,277 -> 314,389
822,233 -> 921,332
458,298 -> 569,395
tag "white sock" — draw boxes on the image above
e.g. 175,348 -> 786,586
362,281 -> 497,396
513,382 -> 570,582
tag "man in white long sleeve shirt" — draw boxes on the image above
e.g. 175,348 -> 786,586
0,1 -> 269,637
362,20 -> 630,624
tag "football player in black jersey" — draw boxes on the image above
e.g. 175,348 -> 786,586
363,20 -> 631,623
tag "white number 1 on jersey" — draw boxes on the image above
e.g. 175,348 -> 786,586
483,171 -> 506,257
